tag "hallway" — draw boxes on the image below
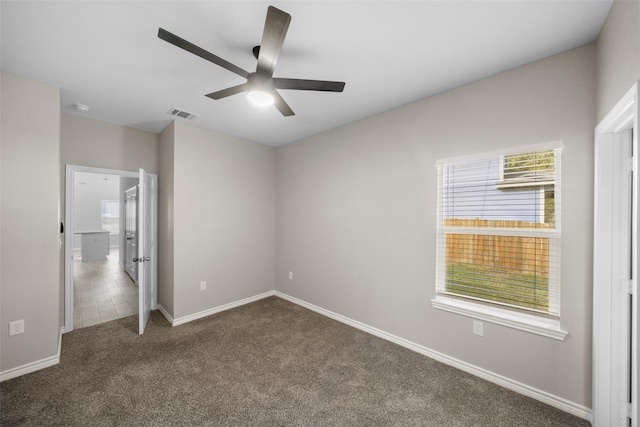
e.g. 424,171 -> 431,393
73,249 -> 138,329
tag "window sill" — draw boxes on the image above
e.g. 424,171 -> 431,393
431,295 -> 567,341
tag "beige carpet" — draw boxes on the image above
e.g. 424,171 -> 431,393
1,296 -> 590,426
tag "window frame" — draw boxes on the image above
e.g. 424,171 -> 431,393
431,141 -> 567,340
100,199 -> 120,234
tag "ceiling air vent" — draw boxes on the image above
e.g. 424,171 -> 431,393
167,108 -> 196,120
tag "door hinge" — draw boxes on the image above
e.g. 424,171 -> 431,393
623,156 -> 635,172
621,402 -> 632,419
621,279 -> 634,295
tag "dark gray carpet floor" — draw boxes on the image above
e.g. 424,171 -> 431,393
1,296 -> 590,426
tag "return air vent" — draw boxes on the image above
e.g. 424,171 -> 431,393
167,108 -> 196,120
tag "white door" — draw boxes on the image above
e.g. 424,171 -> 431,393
137,168 -> 157,335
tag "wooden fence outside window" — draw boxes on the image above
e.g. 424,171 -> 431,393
443,218 -> 553,277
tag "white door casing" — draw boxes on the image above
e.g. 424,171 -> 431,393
64,165 -> 158,334
593,82 -> 639,427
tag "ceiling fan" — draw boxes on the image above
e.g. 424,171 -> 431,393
158,6 -> 345,117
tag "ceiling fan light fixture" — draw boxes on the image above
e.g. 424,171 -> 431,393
247,90 -> 274,107
246,72 -> 275,107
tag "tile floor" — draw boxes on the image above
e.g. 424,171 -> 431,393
73,248 -> 139,329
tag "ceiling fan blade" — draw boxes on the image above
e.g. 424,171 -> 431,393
274,78 -> 345,92
256,6 -> 291,77
205,83 -> 248,100
158,28 -> 249,79
271,90 -> 295,117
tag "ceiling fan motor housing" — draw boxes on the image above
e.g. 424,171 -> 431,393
247,72 -> 275,93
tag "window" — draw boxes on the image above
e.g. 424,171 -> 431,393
432,142 -> 566,340
101,200 -> 119,234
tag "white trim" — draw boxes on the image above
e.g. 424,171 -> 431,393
595,86 -> 636,134
0,327 -> 63,382
275,291 -> 589,421
436,140 -> 563,165
431,295 -> 567,340
156,304 -> 174,324
170,291 -> 276,327
0,355 -> 59,382
439,226 -> 560,238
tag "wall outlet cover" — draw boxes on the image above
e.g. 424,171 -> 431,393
473,320 -> 484,337
9,320 -> 25,336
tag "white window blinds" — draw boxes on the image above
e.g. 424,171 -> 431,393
435,145 -> 561,316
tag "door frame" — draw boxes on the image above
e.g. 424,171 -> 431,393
63,164 -> 156,333
593,82 -> 639,426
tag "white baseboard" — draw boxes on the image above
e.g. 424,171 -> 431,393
0,327 -> 63,382
274,291 -> 592,422
168,291 -> 276,327
156,304 -> 174,324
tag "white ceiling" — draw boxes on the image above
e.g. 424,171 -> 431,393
1,1 -> 612,147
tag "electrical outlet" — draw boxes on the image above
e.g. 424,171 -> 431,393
473,320 -> 484,337
9,320 -> 24,336
200,281 -> 207,291
288,271 -> 293,280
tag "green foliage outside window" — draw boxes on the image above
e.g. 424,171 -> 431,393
504,150 -> 555,176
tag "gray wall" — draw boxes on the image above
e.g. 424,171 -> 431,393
275,44 -> 596,407
158,122 -> 175,315
0,72 -> 61,373
165,121 -> 276,320
596,0 -> 640,121
61,113 -> 159,174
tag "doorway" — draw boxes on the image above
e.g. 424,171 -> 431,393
64,165 -> 157,335
71,171 -> 138,329
593,82 -> 639,427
